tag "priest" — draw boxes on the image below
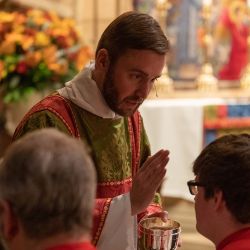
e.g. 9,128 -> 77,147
13,11 -> 170,249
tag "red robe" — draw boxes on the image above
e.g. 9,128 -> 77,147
13,94 -> 162,246
217,227 -> 250,250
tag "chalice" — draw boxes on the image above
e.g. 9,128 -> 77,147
138,217 -> 181,250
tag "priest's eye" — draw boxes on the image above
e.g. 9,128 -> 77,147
151,77 -> 159,83
130,74 -> 142,80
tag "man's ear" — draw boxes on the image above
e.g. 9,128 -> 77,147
212,190 -> 225,212
0,200 -> 19,240
95,48 -> 110,71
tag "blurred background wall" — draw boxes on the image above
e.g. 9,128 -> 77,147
12,0 -> 132,48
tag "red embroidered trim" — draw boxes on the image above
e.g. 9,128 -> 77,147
128,111 -> 141,177
128,118 -> 134,174
13,95 -> 80,140
59,96 -> 80,138
42,106 -> 75,135
92,198 -> 112,245
135,114 -> 142,173
97,178 -> 132,186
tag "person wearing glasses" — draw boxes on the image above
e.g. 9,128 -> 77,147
12,11 -> 170,250
0,129 -> 97,250
187,133 -> 250,250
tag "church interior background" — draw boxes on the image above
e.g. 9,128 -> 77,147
1,0 -> 250,249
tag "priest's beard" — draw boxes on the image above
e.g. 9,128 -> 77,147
102,65 -> 141,117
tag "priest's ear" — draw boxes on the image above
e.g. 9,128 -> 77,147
95,48 -> 110,72
0,200 -> 19,241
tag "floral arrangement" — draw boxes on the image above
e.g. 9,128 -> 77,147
0,9 -> 92,103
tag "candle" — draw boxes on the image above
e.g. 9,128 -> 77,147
157,0 -> 166,4
203,0 -> 212,7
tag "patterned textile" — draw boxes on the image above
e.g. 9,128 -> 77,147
204,104 -> 250,145
13,94 -> 162,246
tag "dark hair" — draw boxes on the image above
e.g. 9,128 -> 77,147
96,11 -> 169,64
193,134 -> 250,223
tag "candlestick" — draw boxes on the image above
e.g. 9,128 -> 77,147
196,0 -> 217,91
154,0 -> 174,96
247,0 -> 250,8
203,0 -> 212,7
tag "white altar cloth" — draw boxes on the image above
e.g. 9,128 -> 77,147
139,98 -> 226,201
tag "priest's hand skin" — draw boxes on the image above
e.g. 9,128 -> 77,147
130,149 -> 169,216
146,210 -> 168,222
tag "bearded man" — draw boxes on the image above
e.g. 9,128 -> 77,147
13,11 -> 170,250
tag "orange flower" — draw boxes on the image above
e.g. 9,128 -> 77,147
42,46 -> 57,64
13,12 -> 26,25
35,32 -> 50,47
76,46 -> 93,71
0,40 -> 16,54
5,32 -> 24,43
0,11 -> 14,23
0,60 -> 5,80
25,51 -> 42,67
12,24 -> 25,34
49,27 -> 70,38
48,60 -> 68,75
21,36 -> 34,51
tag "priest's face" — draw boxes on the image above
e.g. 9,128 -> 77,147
102,49 -> 166,116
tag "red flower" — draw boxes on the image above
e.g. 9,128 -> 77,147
56,35 -> 68,48
16,61 -> 28,74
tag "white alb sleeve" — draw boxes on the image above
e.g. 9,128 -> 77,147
97,192 -> 137,250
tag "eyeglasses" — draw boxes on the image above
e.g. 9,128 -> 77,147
187,180 -> 206,195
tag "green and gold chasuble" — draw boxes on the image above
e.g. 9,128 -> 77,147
13,94 -> 163,245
